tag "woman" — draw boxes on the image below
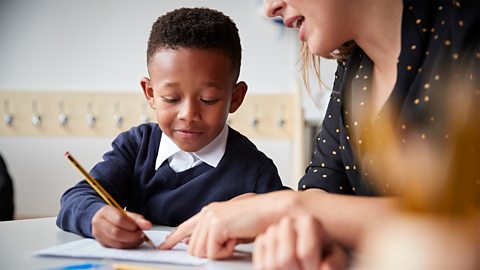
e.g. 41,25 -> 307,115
161,0 -> 479,269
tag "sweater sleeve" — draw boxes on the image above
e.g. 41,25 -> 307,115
56,127 -> 142,237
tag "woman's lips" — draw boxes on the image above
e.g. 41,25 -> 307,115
284,16 -> 306,41
284,16 -> 304,28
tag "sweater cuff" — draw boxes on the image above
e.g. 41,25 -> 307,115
80,201 -> 105,238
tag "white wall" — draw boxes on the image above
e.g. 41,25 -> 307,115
0,0 -> 299,92
0,0 -> 335,218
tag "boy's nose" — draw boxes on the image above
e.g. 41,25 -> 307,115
264,0 -> 285,18
178,101 -> 200,122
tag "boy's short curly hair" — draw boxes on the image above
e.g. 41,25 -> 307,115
147,7 -> 242,80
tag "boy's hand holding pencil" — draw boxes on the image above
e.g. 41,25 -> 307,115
65,152 -> 156,249
91,205 -> 153,249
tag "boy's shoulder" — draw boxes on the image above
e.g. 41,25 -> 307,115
115,122 -> 162,143
222,126 -> 284,188
225,126 -> 267,159
132,122 -> 161,134
226,126 -> 252,146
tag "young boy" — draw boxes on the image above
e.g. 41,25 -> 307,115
56,7 -> 285,248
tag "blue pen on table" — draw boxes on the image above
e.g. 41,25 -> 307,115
42,263 -> 105,270
43,262 -> 166,270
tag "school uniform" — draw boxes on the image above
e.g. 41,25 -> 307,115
299,0 -> 479,195
57,123 -> 285,237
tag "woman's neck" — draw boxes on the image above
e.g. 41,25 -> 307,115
349,0 -> 403,115
351,0 -> 403,72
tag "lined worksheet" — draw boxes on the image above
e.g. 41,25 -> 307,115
35,231 -> 207,266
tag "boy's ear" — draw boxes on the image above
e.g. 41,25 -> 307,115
140,77 -> 155,109
229,81 -> 248,113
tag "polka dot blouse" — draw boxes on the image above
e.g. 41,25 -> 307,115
298,0 -> 479,195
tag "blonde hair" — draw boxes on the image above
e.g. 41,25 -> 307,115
300,40 -> 355,93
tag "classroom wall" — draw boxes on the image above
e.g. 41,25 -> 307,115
0,0 -> 335,218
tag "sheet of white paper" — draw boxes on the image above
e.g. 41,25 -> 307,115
34,231 -> 207,266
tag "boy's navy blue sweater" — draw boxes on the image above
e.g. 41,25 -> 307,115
57,123 -> 285,237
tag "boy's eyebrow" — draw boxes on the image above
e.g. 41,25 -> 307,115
159,81 -> 225,90
202,81 -> 232,91
160,81 -> 180,88
200,82 -> 224,90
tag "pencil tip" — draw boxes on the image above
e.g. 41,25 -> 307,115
64,151 -> 69,157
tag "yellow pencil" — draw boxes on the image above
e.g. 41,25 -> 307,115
64,151 -> 156,248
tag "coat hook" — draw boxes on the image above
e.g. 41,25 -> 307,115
113,102 -> 123,128
3,99 -> 14,126
58,100 -> 68,127
277,105 -> 286,128
86,102 -> 96,128
31,99 -> 41,127
250,105 -> 259,128
250,117 -> 259,128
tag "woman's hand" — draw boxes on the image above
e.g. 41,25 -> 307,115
159,190 -> 297,259
91,205 -> 152,249
253,215 -> 349,270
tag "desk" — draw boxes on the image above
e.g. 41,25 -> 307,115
0,217 -> 253,270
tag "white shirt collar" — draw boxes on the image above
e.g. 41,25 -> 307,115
155,125 -> 228,170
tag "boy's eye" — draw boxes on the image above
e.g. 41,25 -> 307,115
200,98 -> 219,105
161,96 -> 179,103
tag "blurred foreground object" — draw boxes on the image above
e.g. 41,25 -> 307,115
0,154 -> 14,221
356,213 -> 479,269
354,38 -> 479,270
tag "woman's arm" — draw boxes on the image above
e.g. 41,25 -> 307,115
297,189 -> 397,249
160,189 -> 397,258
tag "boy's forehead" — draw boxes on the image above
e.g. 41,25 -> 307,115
147,48 -> 239,84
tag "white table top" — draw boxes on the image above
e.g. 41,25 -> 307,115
0,217 -> 253,270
